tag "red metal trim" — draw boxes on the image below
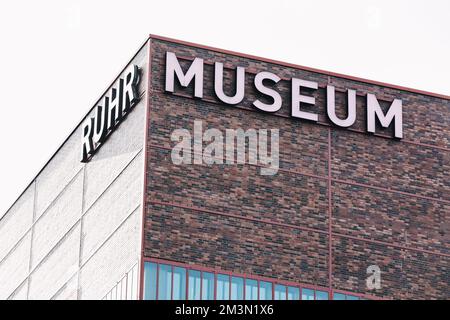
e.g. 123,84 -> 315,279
186,268 -> 189,301
171,265 -> 174,300
328,128 -> 333,291
228,274 -> 231,300
155,263 -> 159,300
200,271 -> 203,300
149,34 -> 450,100
257,279 -> 260,301
214,272 -> 217,300
138,38 -> 152,300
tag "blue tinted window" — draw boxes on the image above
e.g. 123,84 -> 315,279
316,290 -> 329,300
302,288 -> 314,300
158,264 -> 172,300
144,262 -> 157,300
346,295 -> 359,300
217,274 -> 230,300
173,267 -> 186,300
287,287 -> 300,300
274,285 -> 287,300
333,292 -> 346,300
202,272 -> 214,300
188,270 -> 201,300
245,279 -> 258,300
259,281 -> 272,300
231,277 -> 244,300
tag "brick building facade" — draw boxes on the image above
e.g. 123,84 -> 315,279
0,35 -> 448,300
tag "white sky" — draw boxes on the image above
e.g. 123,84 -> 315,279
0,0 -> 449,216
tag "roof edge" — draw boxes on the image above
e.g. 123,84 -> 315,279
149,34 -> 450,100
1,37 -> 150,220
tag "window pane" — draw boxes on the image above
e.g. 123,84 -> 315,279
245,279 -> 258,300
188,270 -> 201,300
274,285 -> 287,300
315,290 -> 329,300
173,267 -> 186,300
287,287 -> 300,300
217,274 -> 230,300
333,293 -> 346,300
231,277 -> 244,300
346,295 -> 359,300
302,288 -> 314,300
202,272 -> 214,300
158,264 -> 172,300
144,262 -> 157,300
259,281 -> 272,300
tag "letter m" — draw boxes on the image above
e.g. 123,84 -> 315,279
165,51 -> 204,98
367,94 -> 403,138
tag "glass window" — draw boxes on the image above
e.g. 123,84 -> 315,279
274,285 -> 287,300
216,274 -> 230,300
231,277 -> 244,300
245,279 -> 258,300
173,267 -> 186,300
346,295 -> 359,300
287,287 -> 300,300
158,264 -> 172,300
302,288 -> 314,300
188,270 -> 201,300
315,290 -> 329,300
259,281 -> 272,300
202,272 -> 214,300
333,292 -> 346,300
144,262 -> 157,300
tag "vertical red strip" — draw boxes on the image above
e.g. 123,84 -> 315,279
139,37 -> 152,300
155,263 -> 159,300
200,271 -> 203,300
257,280 -> 260,300
228,275 -> 231,300
328,127 -> 333,292
186,269 -> 189,301
214,272 -> 217,300
171,265 -> 174,300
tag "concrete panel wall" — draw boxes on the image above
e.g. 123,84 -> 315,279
0,40 -> 148,300
0,184 -> 34,261
0,232 -> 31,299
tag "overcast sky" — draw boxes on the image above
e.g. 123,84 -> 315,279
0,0 -> 449,216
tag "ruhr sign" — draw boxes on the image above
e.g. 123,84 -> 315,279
81,65 -> 141,162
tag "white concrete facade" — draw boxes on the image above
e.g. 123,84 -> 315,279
0,41 -> 149,300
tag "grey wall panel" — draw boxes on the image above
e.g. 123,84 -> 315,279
51,273 -> 78,300
83,101 -> 145,212
0,184 -> 34,261
0,232 -> 31,299
79,208 -> 140,300
34,127 -> 84,220
7,279 -> 28,300
81,153 -> 143,264
31,172 -> 83,269
28,223 -> 80,300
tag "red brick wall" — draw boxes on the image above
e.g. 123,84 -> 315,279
143,37 -> 449,299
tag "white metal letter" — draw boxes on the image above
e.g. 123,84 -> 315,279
327,85 -> 356,128
367,94 -> 403,138
253,71 -> 282,112
165,52 -> 204,98
291,78 -> 318,121
214,62 -> 245,105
